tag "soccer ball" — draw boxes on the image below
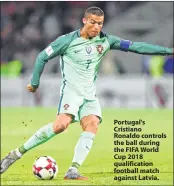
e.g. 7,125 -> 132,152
32,156 -> 58,180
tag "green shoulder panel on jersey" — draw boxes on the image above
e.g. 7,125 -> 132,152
44,30 -> 80,59
31,30 -> 80,88
105,34 -> 122,50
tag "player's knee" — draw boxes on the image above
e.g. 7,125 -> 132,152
53,114 -> 72,134
81,115 -> 100,134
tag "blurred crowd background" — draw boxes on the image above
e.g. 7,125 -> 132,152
1,1 -> 173,108
1,1 -> 142,75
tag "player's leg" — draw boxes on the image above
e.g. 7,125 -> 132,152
64,98 -> 102,180
0,113 -> 73,174
18,113 -> 73,154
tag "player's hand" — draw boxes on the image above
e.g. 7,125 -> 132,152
27,84 -> 37,93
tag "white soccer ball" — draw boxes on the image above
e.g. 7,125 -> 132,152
32,156 -> 58,180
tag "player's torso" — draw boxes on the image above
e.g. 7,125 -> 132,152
63,36 -> 110,70
60,33 -> 110,99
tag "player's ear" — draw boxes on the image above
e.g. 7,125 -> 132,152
83,18 -> 87,24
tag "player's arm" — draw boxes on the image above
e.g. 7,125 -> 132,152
29,35 -> 70,92
107,34 -> 173,55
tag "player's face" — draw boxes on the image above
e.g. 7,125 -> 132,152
83,14 -> 104,38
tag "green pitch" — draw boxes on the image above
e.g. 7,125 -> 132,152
1,108 -> 173,185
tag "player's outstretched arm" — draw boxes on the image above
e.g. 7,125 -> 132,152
29,33 -> 75,92
127,42 -> 173,56
30,37 -> 66,90
107,34 -> 173,56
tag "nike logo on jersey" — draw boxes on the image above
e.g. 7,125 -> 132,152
74,49 -> 82,53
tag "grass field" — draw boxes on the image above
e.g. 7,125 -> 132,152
1,108 -> 173,185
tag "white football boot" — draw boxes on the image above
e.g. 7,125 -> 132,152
1,149 -> 21,174
64,167 -> 88,180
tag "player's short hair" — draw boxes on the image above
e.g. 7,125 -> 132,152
84,7 -> 104,18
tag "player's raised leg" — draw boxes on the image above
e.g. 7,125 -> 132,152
64,114 -> 100,180
0,114 -> 72,174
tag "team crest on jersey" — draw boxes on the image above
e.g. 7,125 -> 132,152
96,45 -> 104,54
85,45 -> 92,54
63,104 -> 69,110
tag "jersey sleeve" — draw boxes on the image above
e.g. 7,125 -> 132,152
31,32 -> 78,88
107,34 -> 173,56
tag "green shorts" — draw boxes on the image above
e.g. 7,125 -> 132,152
57,89 -> 102,123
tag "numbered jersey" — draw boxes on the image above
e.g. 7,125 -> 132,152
59,30 -> 110,99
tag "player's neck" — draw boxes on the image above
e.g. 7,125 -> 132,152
80,28 -> 91,39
